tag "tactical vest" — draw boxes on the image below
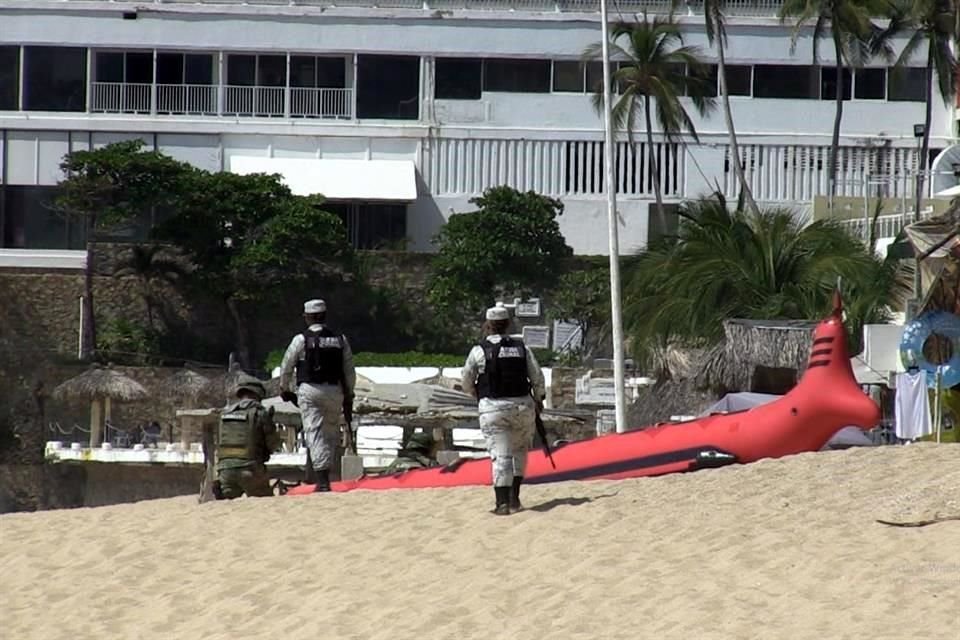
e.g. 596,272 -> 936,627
296,327 -> 344,385
476,336 -> 531,399
217,402 -> 259,461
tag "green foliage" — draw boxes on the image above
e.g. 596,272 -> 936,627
547,268 -> 611,350
623,195 -> 912,358
55,139 -> 194,230
97,318 -> 164,366
427,186 -> 573,317
265,349 -> 467,371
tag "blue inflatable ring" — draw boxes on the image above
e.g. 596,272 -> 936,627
900,310 -> 960,389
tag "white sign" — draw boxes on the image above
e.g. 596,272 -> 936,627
596,409 -> 617,435
522,325 -> 551,349
552,320 -> 583,352
576,374 -> 617,405
516,298 -> 542,318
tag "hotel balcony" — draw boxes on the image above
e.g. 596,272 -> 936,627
89,82 -> 353,119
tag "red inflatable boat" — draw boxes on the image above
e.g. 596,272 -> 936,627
287,292 -> 880,495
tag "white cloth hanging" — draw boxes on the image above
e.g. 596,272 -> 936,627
895,370 -> 932,440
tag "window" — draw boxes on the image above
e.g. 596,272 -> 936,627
889,67 -> 926,101
23,46 -> 87,112
697,64 -> 718,98
435,58 -> 481,99
325,202 -> 407,250
483,58 -> 550,93
125,52 -> 152,84
357,55 -> 420,120
257,55 -> 285,87
820,67 -> 852,101
584,61 -> 604,93
725,65 -> 752,96
157,53 -> 214,85
227,55 -> 256,86
291,56 -> 347,88
753,65 -> 818,99
94,51 -> 152,84
553,61 -> 585,93
95,52 -> 123,83
1,186 -> 86,250
855,68 -> 886,99
0,47 -> 19,110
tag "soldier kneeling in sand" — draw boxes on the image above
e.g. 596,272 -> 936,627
209,376 -> 279,500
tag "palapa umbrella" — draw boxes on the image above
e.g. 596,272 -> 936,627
52,364 -> 149,448
165,369 -> 211,408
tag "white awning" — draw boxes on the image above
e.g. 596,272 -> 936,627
228,156 -> 418,202
934,184 -> 960,197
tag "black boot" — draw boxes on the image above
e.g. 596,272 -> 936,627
491,486 -> 511,515
314,469 -> 331,493
510,476 -> 524,512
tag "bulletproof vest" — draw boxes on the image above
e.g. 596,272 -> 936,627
296,326 -> 344,385
217,401 -> 260,461
476,336 -> 531,399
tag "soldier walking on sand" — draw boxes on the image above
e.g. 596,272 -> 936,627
278,299 -> 356,492
462,303 -> 546,515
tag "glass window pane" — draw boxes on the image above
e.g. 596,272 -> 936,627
820,67 -> 852,101
184,54 -> 213,85
157,53 -> 184,85
435,57 -> 482,100
316,57 -> 345,88
552,61 -> 584,93
725,65 -> 752,96
357,54 -> 420,120
855,68 -> 886,99
290,56 -> 316,88
24,46 -> 88,112
0,47 -> 20,110
257,55 -> 285,87
125,51 -> 152,84
753,65 -> 818,99
227,55 -> 256,86
889,67 -> 925,101
584,61 -> 604,93
96,52 -> 124,83
483,58 -> 550,93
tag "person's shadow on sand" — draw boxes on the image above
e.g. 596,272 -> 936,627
528,492 -> 619,512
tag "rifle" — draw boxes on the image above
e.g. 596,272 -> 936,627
535,412 -> 556,469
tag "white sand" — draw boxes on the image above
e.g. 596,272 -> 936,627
3,443 -> 960,640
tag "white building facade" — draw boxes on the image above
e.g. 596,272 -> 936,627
0,0 -> 949,257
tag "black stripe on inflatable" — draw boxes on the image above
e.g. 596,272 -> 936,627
810,348 -> 832,357
525,446 -> 734,484
813,337 -> 835,345
807,360 -> 830,368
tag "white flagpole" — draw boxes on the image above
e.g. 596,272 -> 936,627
599,0 -> 628,433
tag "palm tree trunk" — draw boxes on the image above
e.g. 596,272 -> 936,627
914,48 -> 935,221
829,35 -> 845,198
82,215 -> 97,361
717,27 -> 759,215
644,95 -> 666,234
226,296 -> 252,369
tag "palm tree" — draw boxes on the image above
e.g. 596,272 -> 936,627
779,0 -> 885,198
895,0 -> 958,218
699,0 -> 760,216
622,195 -> 912,360
114,244 -> 189,329
583,13 -> 716,231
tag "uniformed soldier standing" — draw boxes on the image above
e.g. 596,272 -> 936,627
214,375 -> 278,499
278,299 -> 356,492
462,303 -> 546,515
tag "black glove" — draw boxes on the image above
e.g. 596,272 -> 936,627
343,396 -> 354,424
281,391 -> 298,406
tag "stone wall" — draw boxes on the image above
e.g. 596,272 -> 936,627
0,463 -> 201,513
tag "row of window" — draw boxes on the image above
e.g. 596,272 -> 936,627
435,58 -> 927,102
0,46 -> 929,121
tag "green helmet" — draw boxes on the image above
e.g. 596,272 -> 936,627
234,375 -> 266,400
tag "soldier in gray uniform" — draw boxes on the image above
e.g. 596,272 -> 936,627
278,299 -> 356,492
214,376 -> 278,500
462,303 -> 546,515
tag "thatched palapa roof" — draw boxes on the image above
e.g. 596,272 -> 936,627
52,365 -> 149,402
695,318 -> 816,394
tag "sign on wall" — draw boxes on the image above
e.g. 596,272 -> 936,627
516,298 -> 542,318
522,325 -> 551,349
552,320 -> 583,352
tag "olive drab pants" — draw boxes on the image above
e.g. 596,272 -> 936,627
479,397 -> 536,488
298,382 -> 344,472
217,462 -> 273,499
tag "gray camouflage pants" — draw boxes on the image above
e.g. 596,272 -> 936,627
298,383 -> 343,472
479,401 -> 536,487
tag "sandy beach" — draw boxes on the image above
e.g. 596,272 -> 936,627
2,443 -> 959,640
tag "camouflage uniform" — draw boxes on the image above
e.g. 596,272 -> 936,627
380,432 -> 439,475
215,379 -> 279,500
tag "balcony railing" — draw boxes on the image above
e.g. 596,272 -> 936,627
837,212 -> 915,242
90,82 -> 353,119
83,0 -> 787,17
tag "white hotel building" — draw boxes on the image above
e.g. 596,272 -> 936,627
0,0 -> 951,259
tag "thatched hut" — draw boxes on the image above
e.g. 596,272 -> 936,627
52,365 -> 149,447
696,319 -> 816,395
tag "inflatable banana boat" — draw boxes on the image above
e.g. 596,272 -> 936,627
287,292 -> 880,495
